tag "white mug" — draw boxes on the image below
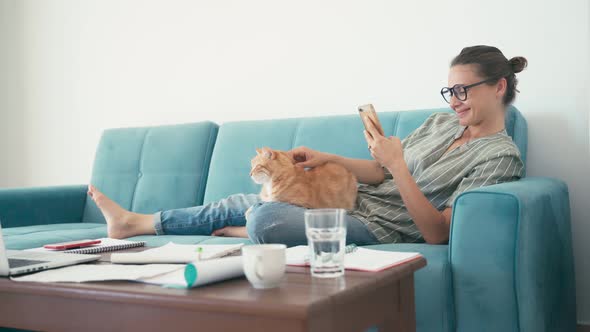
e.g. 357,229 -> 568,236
242,244 -> 286,289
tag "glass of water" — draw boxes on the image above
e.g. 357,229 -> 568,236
304,209 -> 347,278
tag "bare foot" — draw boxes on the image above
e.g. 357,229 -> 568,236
211,226 -> 248,238
210,206 -> 253,238
87,184 -> 154,239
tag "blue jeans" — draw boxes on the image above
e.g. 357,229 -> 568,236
154,193 -> 380,247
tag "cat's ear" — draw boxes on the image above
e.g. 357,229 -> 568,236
255,148 -> 262,155
262,147 -> 273,159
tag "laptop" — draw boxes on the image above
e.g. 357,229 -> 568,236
0,220 -> 101,276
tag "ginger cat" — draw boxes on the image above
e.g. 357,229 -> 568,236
249,147 -> 357,210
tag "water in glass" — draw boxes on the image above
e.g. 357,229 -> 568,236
304,209 -> 346,278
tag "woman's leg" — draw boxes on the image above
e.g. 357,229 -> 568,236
87,185 -> 261,238
156,193 -> 261,235
246,201 -> 380,247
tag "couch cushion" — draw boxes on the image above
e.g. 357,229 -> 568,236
203,106 -> 526,203
3,223 -> 108,250
82,122 -> 218,223
363,243 -> 453,332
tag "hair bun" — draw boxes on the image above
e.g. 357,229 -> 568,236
509,56 -> 528,73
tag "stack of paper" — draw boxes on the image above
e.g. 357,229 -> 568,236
110,242 -> 244,264
12,242 -> 247,288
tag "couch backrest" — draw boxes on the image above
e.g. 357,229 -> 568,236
203,106 -> 527,204
82,122 -> 218,223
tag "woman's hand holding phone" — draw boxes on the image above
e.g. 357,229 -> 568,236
358,104 -> 385,137
360,104 -> 404,171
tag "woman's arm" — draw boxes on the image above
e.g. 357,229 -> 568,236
288,147 -> 385,185
327,154 -> 385,185
387,160 -> 452,244
364,121 -> 451,244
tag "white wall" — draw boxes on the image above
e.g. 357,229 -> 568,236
0,1 -> 26,187
1,0 -> 589,324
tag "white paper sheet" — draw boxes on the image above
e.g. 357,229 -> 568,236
110,242 -> 244,264
10,264 -> 184,283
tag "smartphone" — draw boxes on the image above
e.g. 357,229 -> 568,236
43,239 -> 102,250
358,104 -> 385,136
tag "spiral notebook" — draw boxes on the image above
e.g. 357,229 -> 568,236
27,238 -> 146,254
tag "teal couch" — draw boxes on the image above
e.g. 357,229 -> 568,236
0,106 -> 577,332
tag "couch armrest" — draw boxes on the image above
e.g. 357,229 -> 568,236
0,185 -> 88,228
449,177 -> 577,332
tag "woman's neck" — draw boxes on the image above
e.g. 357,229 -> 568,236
464,113 -> 506,140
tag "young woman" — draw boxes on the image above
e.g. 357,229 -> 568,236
88,45 -> 527,246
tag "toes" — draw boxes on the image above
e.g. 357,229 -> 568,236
89,184 -> 100,194
93,195 -> 104,206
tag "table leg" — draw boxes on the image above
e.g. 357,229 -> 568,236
381,275 -> 416,332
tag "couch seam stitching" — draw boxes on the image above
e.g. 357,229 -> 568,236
4,225 -> 106,237
290,120 -> 302,150
513,191 -> 522,332
392,113 -> 400,136
199,123 -> 218,205
129,129 -> 149,212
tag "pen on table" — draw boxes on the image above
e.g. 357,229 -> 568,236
345,244 -> 358,253
196,247 -> 203,261
304,244 -> 358,263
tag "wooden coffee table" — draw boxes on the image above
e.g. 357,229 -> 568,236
0,248 -> 426,332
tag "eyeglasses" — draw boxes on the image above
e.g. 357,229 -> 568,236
440,77 -> 497,103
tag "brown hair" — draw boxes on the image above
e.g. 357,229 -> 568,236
451,45 -> 528,105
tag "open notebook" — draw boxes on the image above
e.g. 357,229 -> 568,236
110,242 -> 245,264
286,245 -> 422,272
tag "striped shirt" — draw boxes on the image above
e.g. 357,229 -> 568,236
348,112 -> 525,244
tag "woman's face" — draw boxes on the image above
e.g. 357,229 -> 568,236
447,64 -> 505,127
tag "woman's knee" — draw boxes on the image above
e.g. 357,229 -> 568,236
246,202 -> 304,244
246,202 -> 281,243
